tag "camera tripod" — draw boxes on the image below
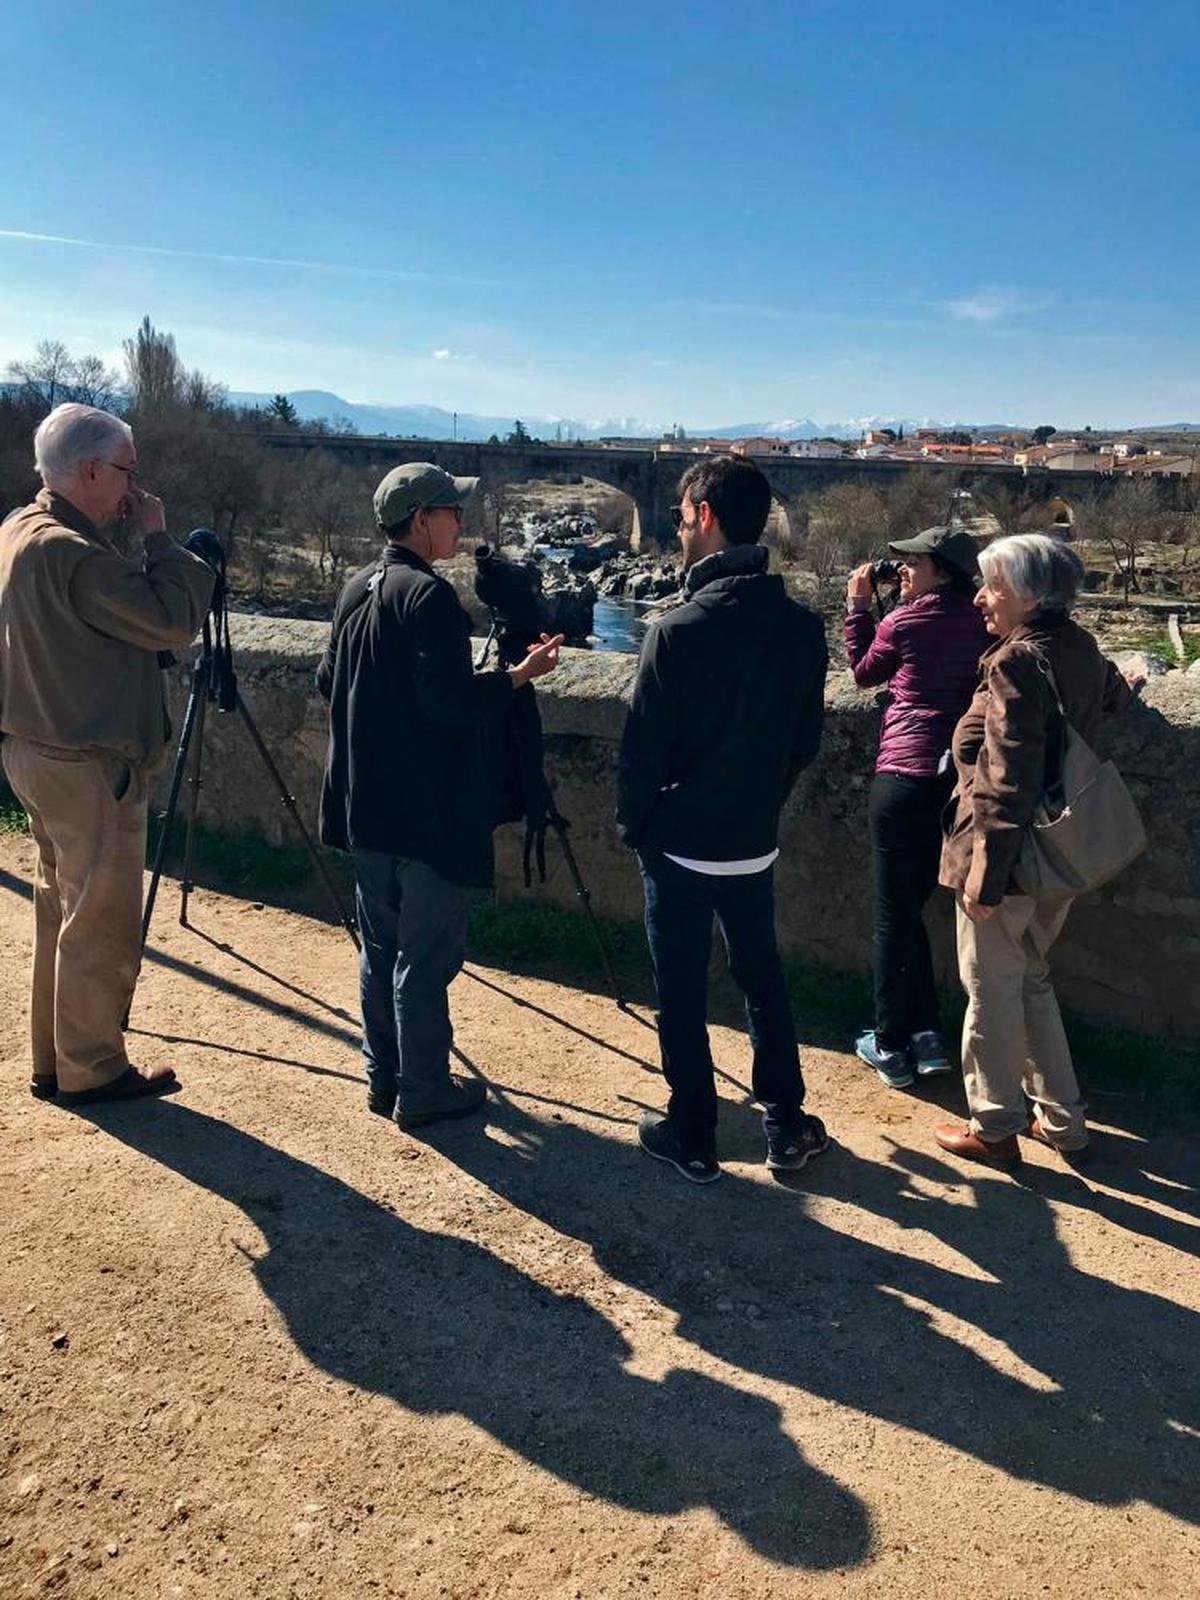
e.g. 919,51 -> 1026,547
476,617 -> 628,1011
138,613 -> 360,970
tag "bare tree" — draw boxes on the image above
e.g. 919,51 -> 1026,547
289,450 -> 374,583
1079,479 -> 1167,602
69,353 -> 124,410
5,339 -> 97,411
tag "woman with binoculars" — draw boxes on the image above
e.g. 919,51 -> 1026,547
845,525 -> 988,1088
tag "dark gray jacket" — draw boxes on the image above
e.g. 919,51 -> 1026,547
317,545 -> 512,887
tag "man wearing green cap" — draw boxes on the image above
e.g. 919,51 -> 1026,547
317,463 -> 561,1129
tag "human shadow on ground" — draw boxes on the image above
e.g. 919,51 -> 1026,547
87,1101 -> 872,1571
431,1096 -> 1200,1527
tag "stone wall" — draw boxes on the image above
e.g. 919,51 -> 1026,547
165,613 -> 1200,1040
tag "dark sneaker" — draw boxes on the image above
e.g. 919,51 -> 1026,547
766,1114 -> 831,1172
30,1074 -> 58,1100
394,1074 -> 487,1131
855,1030 -> 915,1089
637,1111 -> 721,1185
367,1089 -> 397,1118
910,1030 -> 953,1078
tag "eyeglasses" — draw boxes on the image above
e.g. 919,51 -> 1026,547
424,503 -> 463,524
669,503 -> 686,529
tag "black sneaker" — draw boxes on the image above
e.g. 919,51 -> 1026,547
766,1114 -> 831,1173
637,1111 -> 721,1185
394,1074 -> 487,1131
367,1089 -> 397,1119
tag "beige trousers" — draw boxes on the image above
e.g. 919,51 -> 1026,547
955,892 -> 1087,1149
2,736 -> 147,1094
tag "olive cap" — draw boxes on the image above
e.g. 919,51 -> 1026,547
373,462 -> 479,530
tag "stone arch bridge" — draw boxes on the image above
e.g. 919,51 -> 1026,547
257,433 -> 1184,548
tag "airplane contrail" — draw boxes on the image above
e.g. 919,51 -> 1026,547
0,229 -> 501,289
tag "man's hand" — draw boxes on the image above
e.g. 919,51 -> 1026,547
125,484 -> 167,538
1121,664 -> 1147,695
962,894 -> 997,923
846,563 -> 873,606
509,632 -> 564,690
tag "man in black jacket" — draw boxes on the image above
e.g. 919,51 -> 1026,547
317,463 -> 560,1129
617,455 -> 829,1183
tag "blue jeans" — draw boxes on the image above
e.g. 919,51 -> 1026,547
351,850 -> 474,1112
638,849 -> 806,1154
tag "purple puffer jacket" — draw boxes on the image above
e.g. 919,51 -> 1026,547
845,588 -> 989,777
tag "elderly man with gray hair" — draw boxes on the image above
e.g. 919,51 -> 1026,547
935,533 -> 1141,1169
0,403 -> 214,1105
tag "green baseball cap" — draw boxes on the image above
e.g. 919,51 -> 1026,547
888,524 -> 980,580
372,462 -> 479,531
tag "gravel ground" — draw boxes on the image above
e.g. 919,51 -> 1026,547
1,834 -> 1197,1599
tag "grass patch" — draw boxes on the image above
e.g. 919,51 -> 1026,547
468,898 -> 647,982
0,782 -> 30,836
466,898 -> 1198,1111
1119,628 -> 1200,666
147,815 -> 314,895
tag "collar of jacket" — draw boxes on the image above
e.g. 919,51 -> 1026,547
381,541 -> 435,576
36,486 -> 104,545
1005,608 -> 1071,644
978,606 -> 1070,665
683,541 -> 769,597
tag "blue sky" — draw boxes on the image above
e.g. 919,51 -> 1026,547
2,0 -> 1197,428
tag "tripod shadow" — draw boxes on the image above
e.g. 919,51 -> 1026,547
83,1101 -> 871,1571
428,1097 -> 1200,1527
187,927 -> 358,1023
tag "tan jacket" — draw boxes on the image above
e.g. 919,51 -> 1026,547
940,610 -> 1131,905
0,490 -> 214,771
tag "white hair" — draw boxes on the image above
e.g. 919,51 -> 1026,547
33,403 -> 133,484
979,532 -> 1083,612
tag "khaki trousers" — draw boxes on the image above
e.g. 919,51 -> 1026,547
2,737 -> 147,1094
955,892 -> 1087,1149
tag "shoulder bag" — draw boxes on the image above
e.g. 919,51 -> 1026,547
1012,658 -> 1145,901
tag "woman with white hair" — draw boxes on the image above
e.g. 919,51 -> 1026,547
935,533 -> 1140,1169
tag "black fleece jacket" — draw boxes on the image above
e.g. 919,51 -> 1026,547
616,544 -> 827,859
316,544 -> 512,888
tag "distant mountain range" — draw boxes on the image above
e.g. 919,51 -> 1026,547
230,392 -> 1200,442
224,391 -> 1009,442
6,380 -> 1196,441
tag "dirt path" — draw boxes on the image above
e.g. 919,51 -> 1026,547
1,835 -> 1197,1599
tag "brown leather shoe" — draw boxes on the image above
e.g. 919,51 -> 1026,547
933,1122 -> 1022,1170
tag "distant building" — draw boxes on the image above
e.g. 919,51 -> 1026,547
1117,453 -> 1195,477
729,437 -> 794,457
919,442 -> 1014,463
788,438 -> 845,459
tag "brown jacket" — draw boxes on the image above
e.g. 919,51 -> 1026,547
0,490 -> 214,771
940,610 -> 1132,905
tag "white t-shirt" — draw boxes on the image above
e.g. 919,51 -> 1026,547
664,849 -> 779,877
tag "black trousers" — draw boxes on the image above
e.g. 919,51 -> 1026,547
868,772 -> 952,1051
638,849 -> 805,1154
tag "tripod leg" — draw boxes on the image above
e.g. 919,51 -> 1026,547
140,659 -> 209,950
546,808 -> 627,1009
178,687 -> 209,928
234,694 -> 361,950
